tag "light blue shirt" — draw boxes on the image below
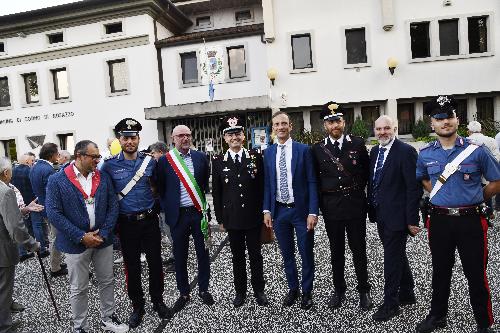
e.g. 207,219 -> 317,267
416,136 -> 500,207
179,151 -> 195,207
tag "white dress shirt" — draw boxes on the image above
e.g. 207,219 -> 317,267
73,165 -> 96,229
228,148 -> 243,162
326,134 -> 345,150
276,137 -> 294,204
374,137 -> 395,172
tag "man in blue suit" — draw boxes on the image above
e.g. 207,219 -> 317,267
156,125 -> 214,312
30,142 -> 67,277
263,111 -> 319,310
367,115 -> 421,322
46,140 -> 128,333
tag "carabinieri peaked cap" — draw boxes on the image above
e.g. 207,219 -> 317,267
424,95 -> 458,119
320,101 -> 344,121
220,115 -> 245,134
115,118 -> 142,137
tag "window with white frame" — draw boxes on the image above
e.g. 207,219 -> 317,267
22,72 -> 39,104
107,59 -> 128,93
345,27 -> 367,64
291,33 -> 313,70
0,77 -> 10,108
47,32 -> 64,45
227,46 -> 246,79
180,52 -> 198,84
410,21 -> 431,59
468,16 -> 488,54
51,68 -> 69,100
104,22 -> 123,35
439,19 -> 459,56
57,133 -> 75,152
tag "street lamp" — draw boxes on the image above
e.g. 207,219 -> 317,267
387,57 -> 398,75
267,68 -> 278,85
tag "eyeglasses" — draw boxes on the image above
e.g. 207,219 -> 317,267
174,134 -> 192,139
82,153 -> 102,160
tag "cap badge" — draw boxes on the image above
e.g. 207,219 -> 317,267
436,96 -> 450,106
227,117 -> 238,127
328,104 -> 338,114
125,119 -> 137,130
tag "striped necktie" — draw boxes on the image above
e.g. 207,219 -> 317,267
279,144 -> 290,202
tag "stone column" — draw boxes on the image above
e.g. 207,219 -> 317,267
386,98 -> 399,134
467,96 -> 477,121
381,0 -> 395,31
494,96 -> 500,122
262,0 -> 275,43
303,110 -> 311,132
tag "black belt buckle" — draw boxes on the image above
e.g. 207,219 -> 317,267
276,201 -> 295,208
136,212 -> 147,220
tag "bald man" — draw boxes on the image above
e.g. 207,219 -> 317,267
156,125 -> 214,311
57,150 -> 71,170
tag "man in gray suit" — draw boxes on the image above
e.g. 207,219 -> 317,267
0,157 -> 40,333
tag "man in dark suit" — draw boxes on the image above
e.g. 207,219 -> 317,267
30,142 -> 67,277
312,102 -> 372,311
367,115 -> 421,322
212,115 -> 267,308
263,111 -> 319,310
157,125 -> 214,311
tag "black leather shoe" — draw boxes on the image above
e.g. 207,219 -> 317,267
233,293 -> 246,307
415,315 -> 447,333
283,289 -> 300,307
173,295 -> 190,313
20,253 -> 34,262
372,304 -> 401,322
328,291 -> 345,309
153,301 -> 172,319
199,291 -> 215,306
300,292 -> 313,310
50,267 -> 68,277
128,305 -> 145,329
477,328 -> 495,333
255,291 -> 269,306
359,292 -> 373,310
399,293 -> 416,306
60,262 -> 67,269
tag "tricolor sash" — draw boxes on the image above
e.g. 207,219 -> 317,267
166,148 -> 210,246
64,163 -> 100,205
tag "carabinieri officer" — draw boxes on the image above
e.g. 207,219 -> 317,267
102,118 -> 170,329
311,102 -> 372,311
415,96 -> 500,333
212,115 -> 268,308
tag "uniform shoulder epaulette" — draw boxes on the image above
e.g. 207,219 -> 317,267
104,153 -> 118,161
419,141 -> 436,151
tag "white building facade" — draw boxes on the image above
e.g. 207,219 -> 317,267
262,0 -> 500,137
0,0 -> 190,159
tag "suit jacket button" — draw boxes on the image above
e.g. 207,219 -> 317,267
240,194 -> 243,197
238,174 -> 240,177
239,184 -> 242,187
242,204 -> 245,207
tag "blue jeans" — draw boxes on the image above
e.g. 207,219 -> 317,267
31,212 -> 49,252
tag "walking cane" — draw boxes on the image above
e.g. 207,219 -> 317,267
36,252 -> 61,321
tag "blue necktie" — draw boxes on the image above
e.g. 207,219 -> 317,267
373,147 -> 386,186
279,144 -> 290,202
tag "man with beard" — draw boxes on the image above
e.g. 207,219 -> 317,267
212,115 -> 268,307
415,96 -> 500,333
46,140 -> 128,333
156,125 -> 214,311
311,102 -> 372,311
367,115 -> 421,322
102,119 -> 170,328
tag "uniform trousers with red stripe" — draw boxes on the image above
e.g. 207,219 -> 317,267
428,213 -> 493,328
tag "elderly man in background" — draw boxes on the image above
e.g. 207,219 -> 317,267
11,154 -> 37,263
149,141 -> 175,271
58,150 -> 72,171
467,121 -> 500,161
0,157 -> 40,333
